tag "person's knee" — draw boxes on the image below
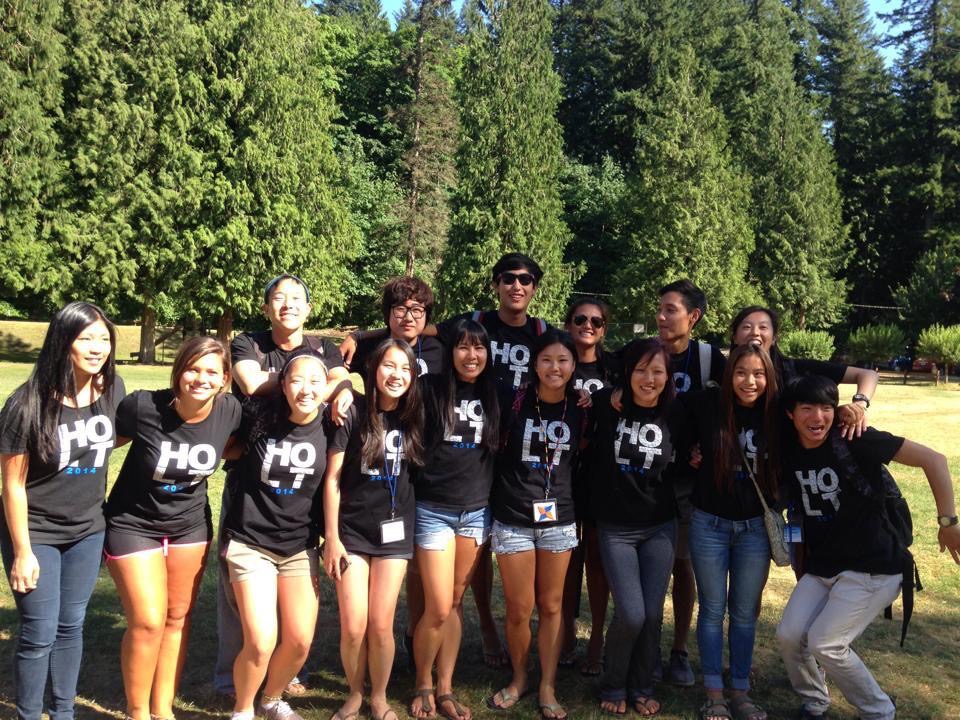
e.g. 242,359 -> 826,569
341,617 -> 367,646
423,603 -> 453,629
775,619 -> 804,652
366,614 -> 394,641
245,633 -> 279,665
129,610 -> 165,639
618,606 -> 646,636
281,633 -> 312,660
536,593 -> 563,618
165,602 -> 194,631
18,616 -> 58,656
807,626 -> 847,664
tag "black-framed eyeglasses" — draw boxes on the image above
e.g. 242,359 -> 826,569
499,272 -> 535,287
391,304 -> 426,320
573,314 -> 605,329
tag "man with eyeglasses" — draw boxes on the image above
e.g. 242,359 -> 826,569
346,276 -> 444,379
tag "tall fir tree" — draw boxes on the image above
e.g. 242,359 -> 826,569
439,0 -> 574,320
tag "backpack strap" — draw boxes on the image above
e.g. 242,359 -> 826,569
534,317 -> 547,336
472,310 -> 485,323
698,341 -> 713,389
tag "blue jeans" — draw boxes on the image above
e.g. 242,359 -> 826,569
597,521 -> 676,702
1,531 -> 104,720
415,503 -> 491,549
689,509 -> 769,692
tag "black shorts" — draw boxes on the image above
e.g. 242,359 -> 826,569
104,523 -> 211,560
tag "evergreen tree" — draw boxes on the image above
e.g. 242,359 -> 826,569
439,0 -> 574,320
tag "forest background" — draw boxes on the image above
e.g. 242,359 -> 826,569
1,0 -> 959,362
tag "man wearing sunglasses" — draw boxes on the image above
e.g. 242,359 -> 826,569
347,276 -> 445,379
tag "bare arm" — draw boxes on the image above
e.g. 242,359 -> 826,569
892,439 -> 960,563
232,359 -> 278,397
837,366 -> 880,440
1,453 -> 39,592
322,449 -> 349,580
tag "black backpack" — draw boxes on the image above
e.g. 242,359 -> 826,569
830,429 -> 921,646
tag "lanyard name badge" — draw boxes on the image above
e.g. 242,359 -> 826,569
531,392 -> 566,524
380,430 -> 406,544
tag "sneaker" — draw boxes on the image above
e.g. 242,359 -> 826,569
259,699 -> 304,720
666,650 -> 695,686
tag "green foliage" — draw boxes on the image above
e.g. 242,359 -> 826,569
917,324 -> 960,364
894,233 -> 960,335
779,329 -> 836,361
439,0 -> 574,320
846,323 -> 908,364
0,301 -> 26,320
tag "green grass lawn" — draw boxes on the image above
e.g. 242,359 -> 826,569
0,367 -> 958,719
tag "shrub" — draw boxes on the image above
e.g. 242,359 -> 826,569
779,330 -> 835,360
0,300 -> 26,320
847,324 -> 907,366
917,324 -> 960,382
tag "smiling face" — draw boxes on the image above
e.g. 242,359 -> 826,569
177,352 -> 226,403
733,310 -> 776,351
453,337 -> 487,383
788,402 -> 835,449
70,319 -> 112,381
657,291 -> 700,345
732,353 -> 767,407
630,352 -> 669,407
263,278 -> 312,333
535,342 -> 575,393
494,266 -> 537,314
388,298 -> 427,343
566,303 -> 606,351
283,356 -> 327,422
376,346 -> 413,401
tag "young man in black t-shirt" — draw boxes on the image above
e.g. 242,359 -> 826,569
777,375 -> 959,720
214,274 -> 352,698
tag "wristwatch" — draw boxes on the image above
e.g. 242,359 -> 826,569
938,515 -> 959,527
852,393 -> 871,408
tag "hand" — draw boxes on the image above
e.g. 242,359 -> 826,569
939,524 -> 960,564
324,538 -> 350,581
339,334 -> 358,367
10,551 -> 40,593
331,388 -> 354,427
576,389 -> 593,408
610,388 -> 623,412
689,443 -> 703,469
837,402 -> 867,440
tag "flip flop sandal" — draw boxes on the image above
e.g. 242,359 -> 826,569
436,693 -> 470,720
374,708 -> 401,720
539,702 -> 568,720
598,699 -> 627,716
729,695 -> 767,720
484,688 -> 520,712
700,699 -> 733,720
331,710 -> 361,720
410,688 -> 436,719
558,649 -> 579,668
633,696 -> 661,717
580,659 -> 603,676
284,679 -> 308,697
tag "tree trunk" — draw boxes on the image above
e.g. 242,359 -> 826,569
217,308 -> 234,343
139,305 -> 157,364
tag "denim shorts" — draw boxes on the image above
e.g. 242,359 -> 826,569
491,519 -> 579,555
415,503 -> 492,550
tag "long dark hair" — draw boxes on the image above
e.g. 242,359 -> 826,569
713,344 -> 780,498
362,339 -> 425,468
617,337 -> 674,415
530,329 -> 579,398
1,302 -> 117,464
440,319 -> 500,450
564,296 -> 614,378
240,350 -> 328,448
729,305 -> 788,386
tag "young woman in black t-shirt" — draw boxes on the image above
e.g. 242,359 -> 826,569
487,330 -> 586,720
559,298 -> 614,677
222,351 -> 330,720
323,339 -> 425,720
105,337 -> 241,720
410,319 -> 501,720
777,375 -> 960,720
0,302 -> 123,720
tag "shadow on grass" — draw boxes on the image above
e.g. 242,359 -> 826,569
0,332 -> 38,363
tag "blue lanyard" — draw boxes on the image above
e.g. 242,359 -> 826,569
383,431 -> 403,518
533,391 -> 567,498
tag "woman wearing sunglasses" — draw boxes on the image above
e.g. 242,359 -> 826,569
558,298 -> 616,677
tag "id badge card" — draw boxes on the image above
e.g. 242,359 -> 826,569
380,518 -> 405,545
532,498 -> 559,524
783,524 -> 803,543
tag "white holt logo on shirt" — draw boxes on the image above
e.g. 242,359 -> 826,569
738,428 -> 759,474
490,341 -> 530,388
153,442 -> 217,485
614,419 -> 663,469
574,377 -> 604,394
362,429 -> 404,477
445,399 -> 484,444
797,466 -> 842,514
521,419 -> 571,464
261,440 -> 316,490
57,415 -> 113,471
673,372 -> 692,394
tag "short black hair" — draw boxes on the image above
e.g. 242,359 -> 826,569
783,375 -> 839,411
380,276 -> 435,324
263,273 -> 310,304
659,279 -> 706,319
491,253 -> 543,285
531,328 -> 578,374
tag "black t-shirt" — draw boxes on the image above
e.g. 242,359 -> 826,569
230,330 -> 344,399
329,397 -> 414,556
350,334 -> 444,380
415,376 -> 496,511
573,353 -> 619,395
680,390 -> 774,520
492,389 -> 586,528
0,377 -> 126,544
224,412 -> 330,557
105,390 -> 242,537
669,340 -> 726,394
437,311 -> 552,394
783,428 -> 904,577
589,390 -> 681,528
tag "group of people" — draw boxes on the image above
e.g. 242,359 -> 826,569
1,253 -> 958,720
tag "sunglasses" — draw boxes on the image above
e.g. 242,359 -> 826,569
573,314 -> 605,329
499,272 -> 535,287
